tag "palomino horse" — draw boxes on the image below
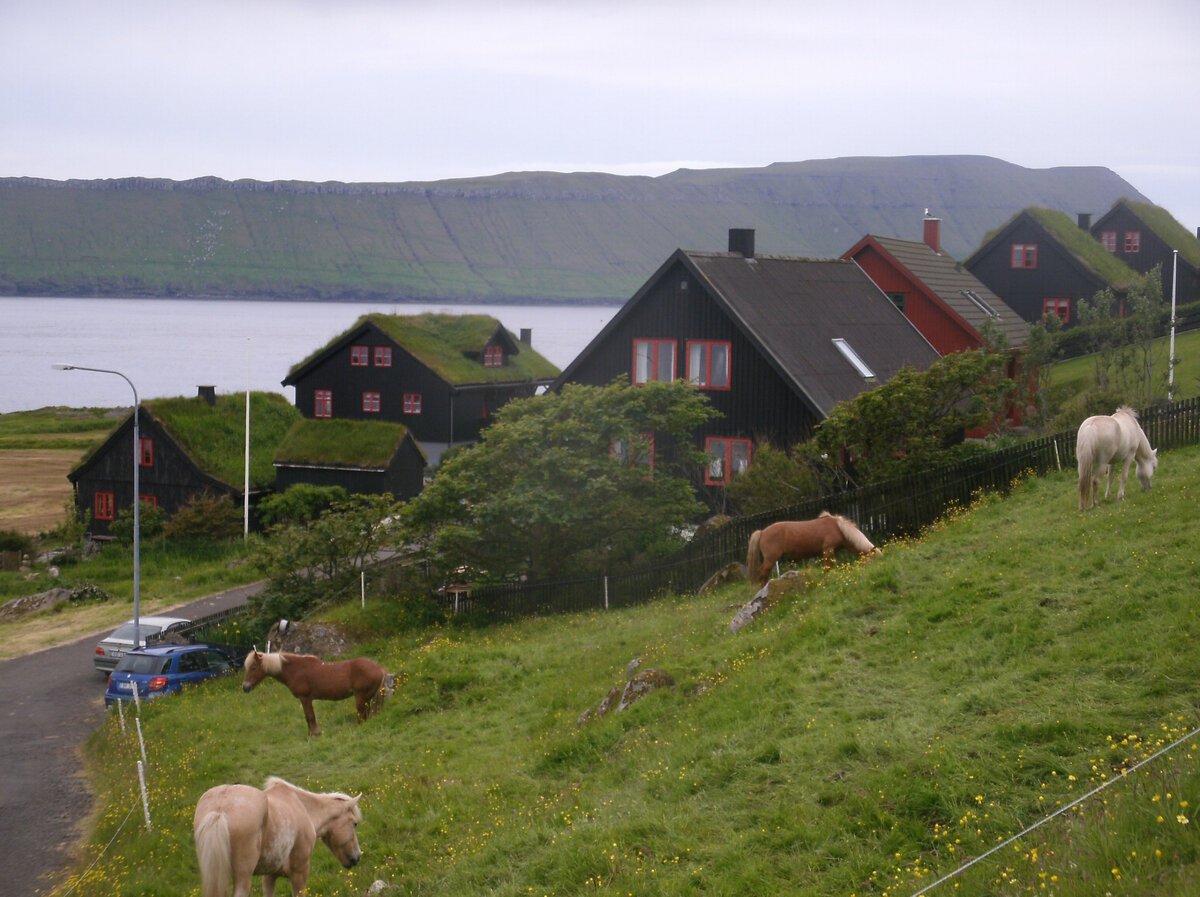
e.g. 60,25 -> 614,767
194,776 -> 362,897
746,511 -> 880,586
1076,405 -> 1158,511
242,649 -> 389,737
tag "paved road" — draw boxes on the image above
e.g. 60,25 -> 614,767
0,582 -> 263,897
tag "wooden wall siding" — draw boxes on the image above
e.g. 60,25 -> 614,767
852,246 -> 978,355
566,260 -> 823,446
73,411 -> 235,536
1094,206 -> 1200,304
967,221 -> 1102,325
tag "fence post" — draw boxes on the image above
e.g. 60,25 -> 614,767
137,760 -> 152,832
604,576 -> 609,610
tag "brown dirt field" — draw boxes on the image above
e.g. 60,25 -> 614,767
0,448 -> 76,536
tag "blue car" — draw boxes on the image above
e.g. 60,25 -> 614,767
104,644 -> 235,707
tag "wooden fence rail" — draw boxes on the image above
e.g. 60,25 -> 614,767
449,398 -> 1200,622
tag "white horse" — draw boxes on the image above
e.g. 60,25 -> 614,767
1076,406 -> 1158,511
194,776 -> 362,897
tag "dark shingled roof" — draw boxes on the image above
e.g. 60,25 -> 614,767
860,234 -> 1030,348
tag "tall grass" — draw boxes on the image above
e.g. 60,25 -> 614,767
63,446 -> 1200,896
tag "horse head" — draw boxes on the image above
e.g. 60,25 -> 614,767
242,648 -> 267,692
319,793 -> 363,869
1137,447 -> 1159,490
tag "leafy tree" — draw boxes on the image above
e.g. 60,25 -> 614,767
403,379 -> 718,582
251,493 -> 401,626
725,442 -> 822,515
163,493 -> 243,541
804,349 -> 1012,483
1121,266 -> 1164,406
1021,312 -> 1063,430
257,483 -> 349,528
109,499 -> 165,545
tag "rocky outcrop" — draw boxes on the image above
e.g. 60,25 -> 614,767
578,658 -> 676,725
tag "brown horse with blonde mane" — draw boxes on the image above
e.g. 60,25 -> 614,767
746,512 -> 880,586
242,649 -> 388,737
194,776 -> 362,897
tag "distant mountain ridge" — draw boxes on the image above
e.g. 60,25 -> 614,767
0,155 -> 1148,303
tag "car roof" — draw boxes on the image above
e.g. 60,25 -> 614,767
116,616 -> 190,627
125,644 -> 217,657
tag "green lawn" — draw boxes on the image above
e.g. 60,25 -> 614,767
64,443 -> 1200,896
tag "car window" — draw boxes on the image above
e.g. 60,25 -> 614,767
115,655 -> 172,675
178,652 -> 206,673
206,651 -> 233,672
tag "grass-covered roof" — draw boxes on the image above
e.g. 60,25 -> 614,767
144,391 -> 300,488
274,418 -> 424,468
1112,198 -> 1200,268
287,312 -> 560,385
1023,207 -> 1141,287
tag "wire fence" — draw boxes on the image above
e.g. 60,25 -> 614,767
445,396 -> 1200,621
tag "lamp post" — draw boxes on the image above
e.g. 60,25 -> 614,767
54,364 -> 141,648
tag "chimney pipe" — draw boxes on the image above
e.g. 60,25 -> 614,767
198,385 -> 216,406
728,228 -> 755,258
519,328 -> 531,345
1077,212 -> 1092,230
923,215 -> 942,253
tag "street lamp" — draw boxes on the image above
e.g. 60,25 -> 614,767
54,364 -> 141,649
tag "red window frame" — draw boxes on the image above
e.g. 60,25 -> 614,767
314,390 -> 332,418
403,393 -> 422,414
95,492 -> 115,521
612,433 -> 655,472
362,392 -> 381,413
374,346 -> 392,367
138,437 -> 154,467
704,437 -> 752,485
1010,243 -> 1038,269
1100,230 -> 1117,252
1043,298 -> 1070,324
483,345 -> 504,367
139,494 -> 158,509
686,340 -> 731,390
1124,231 -> 1141,253
633,339 -> 677,385
350,345 -> 369,366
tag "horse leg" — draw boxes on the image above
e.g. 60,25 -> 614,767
300,698 -> 321,737
355,689 -> 372,723
1117,457 -> 1134,500
261,874 -> 278,897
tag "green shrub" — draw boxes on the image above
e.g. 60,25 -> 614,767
164,493 -> 243,541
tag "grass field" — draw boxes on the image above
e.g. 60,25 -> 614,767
59,443 -> 1200,897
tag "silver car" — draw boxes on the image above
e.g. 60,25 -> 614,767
93,616 -> 190,673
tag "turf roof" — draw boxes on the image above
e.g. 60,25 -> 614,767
1110,198 -> 1200,268
287,312 -> 560,385
274,418 -> 425,468
1021,207 -> 1141,288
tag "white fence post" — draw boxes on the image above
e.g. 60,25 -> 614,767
137,761 -> 152,832
135,717 -> 147,768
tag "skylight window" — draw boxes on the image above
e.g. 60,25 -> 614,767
832,338 -> 875,380
961,289 -> 1000,318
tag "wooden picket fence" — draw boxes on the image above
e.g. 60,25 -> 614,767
447,397 -> 1200,621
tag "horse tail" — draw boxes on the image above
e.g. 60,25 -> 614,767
1076,420 -> 1096,510
832,515 -> 878,556
746,530 -> 764,583
195,811 -> 233,897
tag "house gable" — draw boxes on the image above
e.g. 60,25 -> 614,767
1091,199 -> 1200,304
273,418 -> 426,500
965,208 -> 1140,325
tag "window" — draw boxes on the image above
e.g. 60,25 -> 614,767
961,289 -> 1000,318
95,492 -> 115,521
350,345 -> 369,366
374,346 -> 393,367
139,494 -> 157,509
705,437 -> 752,485
484,345 -> 504,367
1043,298 -> 1070,323
1124,231 -> 1141,253
1100,231 -> 1117,252
612,433 -> 654,471
1010,243 -> 1038,268
887,292 -> 906,313
832,338 -> 876,380
138,437 -> 154,467
403,393 -> 422,414
362,392 -> 381,413
633,339 -> 676,384
686,341 -> 731,389
314,390 -> 332,418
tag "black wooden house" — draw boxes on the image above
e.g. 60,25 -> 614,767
554,229 -> 941,485
1090,199 -> 1200,305
282,313 -> 559,464
67,390 -> 299,537
964,208 -> 1140,326
273,419 -> 427,500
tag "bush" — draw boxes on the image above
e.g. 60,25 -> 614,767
109,501 -> 165,545
0,529 -> 33,554
164,493 -> 243,541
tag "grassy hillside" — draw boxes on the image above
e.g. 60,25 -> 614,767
65,445 -> 1200,896
1,156 -> 1145,303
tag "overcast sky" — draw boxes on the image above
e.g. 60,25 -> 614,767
5,0 -> 1199,237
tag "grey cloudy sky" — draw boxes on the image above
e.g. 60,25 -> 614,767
5,0 -> 1199,238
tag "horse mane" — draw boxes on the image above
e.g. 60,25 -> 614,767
1116,405 -> 1138,420
264,776 -> 355,802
